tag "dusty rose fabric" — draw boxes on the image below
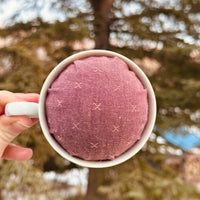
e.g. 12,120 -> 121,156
46,56 -> 148,161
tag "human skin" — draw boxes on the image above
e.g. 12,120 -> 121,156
0,90 -> 39,161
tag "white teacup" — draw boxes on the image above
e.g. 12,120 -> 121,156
5,50 -> 156,168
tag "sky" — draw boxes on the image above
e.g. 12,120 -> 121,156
0,0 -> 199,45
0,0 -> 65,27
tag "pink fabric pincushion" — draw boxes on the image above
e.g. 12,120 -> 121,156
46,56 -> 148,161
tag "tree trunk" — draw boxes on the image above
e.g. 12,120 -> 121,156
85,168 -> 108,200
89,0 -> 113,49
0,190 -> 2,200
85,1 -> 114,199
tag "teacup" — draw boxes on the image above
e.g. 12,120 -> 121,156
5,50 -> 156,168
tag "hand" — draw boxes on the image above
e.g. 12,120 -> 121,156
0,90 -> 39,161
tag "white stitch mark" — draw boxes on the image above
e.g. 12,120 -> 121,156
90,142 -> 98,148
126,140 -> 133,146
56,135 -> 63,141
114,86 -> 120,91
137,126 -> 144,135
72,122 -> 80,130
93,68 -> 103,73
74,82 -> 82,88
131,105 -> 137,112
112,125 -> 119,132
57,99 -> 62,107
93,103 -> 101,110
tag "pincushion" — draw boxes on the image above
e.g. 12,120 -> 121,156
46,56 -> 148,161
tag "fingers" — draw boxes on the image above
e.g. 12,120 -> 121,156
0,115 -> 38,135
0,115 -> 38,157
14,93 -> 40,103
1,143 -> 33,161
0,90 -> 18,105
0,91 -> 39,115
0,90 -> 39,160
0,91 -> 16,115
0,90 -> 39,104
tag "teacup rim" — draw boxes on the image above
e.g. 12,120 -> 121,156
39,49 -> 157,168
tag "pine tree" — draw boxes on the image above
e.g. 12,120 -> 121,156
0,0 -> 200,199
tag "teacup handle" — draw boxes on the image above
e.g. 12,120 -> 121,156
5,102 -> 39,118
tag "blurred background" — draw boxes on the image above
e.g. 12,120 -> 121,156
0,0 -> 200,199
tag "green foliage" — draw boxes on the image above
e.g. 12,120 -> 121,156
0,46 -> 41,93
0,0 -> 200,199
95,151 -> 200,200
150,46 -> 200,132
111,0 -> 200,48
0,19 -> 80,172
0,160 -> 75,199
0,160 -> 51,194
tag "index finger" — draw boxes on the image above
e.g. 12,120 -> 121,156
0,91 -> 39,115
